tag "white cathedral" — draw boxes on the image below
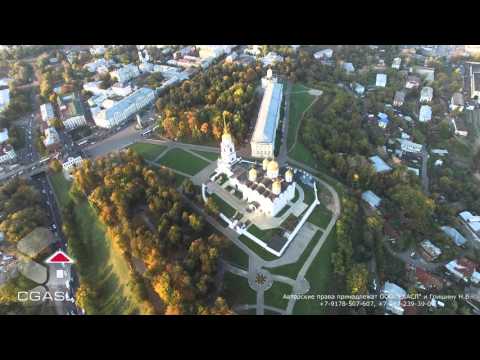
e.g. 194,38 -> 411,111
216,124 -> 296,217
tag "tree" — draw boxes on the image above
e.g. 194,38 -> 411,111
49,159 -> 62,173
346,263 -> 369,295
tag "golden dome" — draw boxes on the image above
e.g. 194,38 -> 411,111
249,167 -> 257,181
267,159 -> 279,172
262,158 -> 270,170
272,178 -> 282,194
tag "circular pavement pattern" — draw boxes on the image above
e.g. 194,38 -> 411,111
248,268 -> 273,291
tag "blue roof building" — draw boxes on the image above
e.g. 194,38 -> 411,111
369,155 -> 392,173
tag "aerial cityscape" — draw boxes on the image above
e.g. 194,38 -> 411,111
1,44 -> 480,315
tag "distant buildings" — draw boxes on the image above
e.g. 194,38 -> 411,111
93,87 -> 155,129
40,103 -> 55,123
376,73 -> 387,87
196,45 -> 236,59
362,190 -> 382,209
419,240 -> 442,261
450,92 -> 464,112
354,83 -> 365,96
110,64 -> 140,84
393,91 -> 405,107
440,226 -> 467,246
0,88 -> 10,113
369,155 -> 392,173
391,57 -> 401,70
261,52 -> 283,67
420,86 -> 433,102
398,139 -> 423,154
445,257 -> 480,284
251,70 -> 283,159
0,128 -> 16,164
314,49 -> 333,60
419,105 -> 432,122
382,282 -> 407,315
459,211 -> 480,237
84,58 -> 115,74
43,127 -> 60,149
466,61 -> 480,100
343,62 -> 355,74
57,93 -> 87,131
414,66 -> 435,83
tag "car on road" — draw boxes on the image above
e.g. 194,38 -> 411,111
410,251 -> 416,258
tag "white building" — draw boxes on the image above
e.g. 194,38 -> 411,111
450,92 -> 464,112
414,66 -> 435,83
419,105 -> 432,122
260,52 -> 283,67
420,86 -> 433,102
419,240 -> 442,261
314,48 -> 333,60
445,258 -> 480,284
354,83 -> 365,96
110,83 -> 132,97
84,58 -> 115,74
40,103 -> 55,123
225,52 -> 238,63
0,128 -> 9,144
110,64 -> 140,84
398,139 -> 423,154
63,115 -> 87,131
343,62 -> 355,73
376,73 -> 387,87
251,70 -> 283,159
441,226 -> 467,246
43,127 -> 60,148
382,282 -> 406,315
197,45 -> 236,59
0,128 -> 15,164
93,88 -> 155,129
90,45 -> 105,56
0,88 -> 10,112
459,211 -> 480,234
62,156 -> 83,180
391,57 -> 401,70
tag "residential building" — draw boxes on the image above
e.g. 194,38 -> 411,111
196,45 -> 236,59
459,211 -> 480,235
90,45 -> 105,56
393,91 -> 405,107
225,52 -> 238,63
391,57 -> 401,70
251,71 -> 283,159
445,257 -> 480,284
405,75 -> 421,89
83,81 -> 108,96
354,83 -> 365,96
419,240 -> 442,261
420,86 -> 433,102
261,52 -> 283,67
84,58 -> 115,74
93,88 -> 155,129
441,226 -> 467,246
43,127 -> 60,149
435,159 -> 443,166
466,61 -> 480,100
451,117 -> 468,136
414,66 -> 435,83
414,267 -> 444,290
419,105 -> 432,122
0,88 -> 10,112
110,64 -> 140,84
0,143 -> 16,164
382,282 -> 407,315
343,62 -> 355,74
398,139 -> 423,154
110,83 -> 132,97
314,48 -> 333,59
450,92 -> 464,111
57,93 -> 86,131
62,156 -> 83,180
369,155 -> 392,173
376,73 -> 387,87
40,103 -> 55,123
0,128 -> 9,144
377,112 -> 389,128
361,190 -> 382,209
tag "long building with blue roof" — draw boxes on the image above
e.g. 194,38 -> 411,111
251,72 -> 283,158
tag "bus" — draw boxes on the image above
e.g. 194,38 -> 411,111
77,140 -> 89,146
142,129 -> 153,137
39,157 -> 50,165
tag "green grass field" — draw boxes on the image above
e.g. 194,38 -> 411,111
190,150 -> 219,161
129,143 -> 167,161
223,243 -> 249,269
287,84 -> 315,150
157,148 -> 209,175
292,228 -> 337,314
308,204 -> 332,229
289,142 -> 318,169
238,235 -> 278,261
264,281 -> 292,309
223,272 -> 256,308
211,193 -> 236,218
50,173 -> 141,315
248,224 -> 279,243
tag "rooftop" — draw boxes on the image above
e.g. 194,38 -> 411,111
251,81 -> 283,144
369,155 -> 392,173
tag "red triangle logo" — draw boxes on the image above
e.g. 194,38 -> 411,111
45,251 -> 74,264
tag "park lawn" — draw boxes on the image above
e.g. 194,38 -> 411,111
223,272 -> 256,308
238,235 -> 278,262
190,150 -> 219,162
264,281 -> 292,309
287,84 -> 315,150
289,142 -> 317,169
157,148 -> 209,175
269,230 -> 322,279
308,204 -> 332,229
129,143 -> 167,161
211,193 -> 236,218
299,181 -> 315,205
248,224 -> 278,243
49,173 -> 143,315
292,228 -> 337,315
223,242 -> 249,270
